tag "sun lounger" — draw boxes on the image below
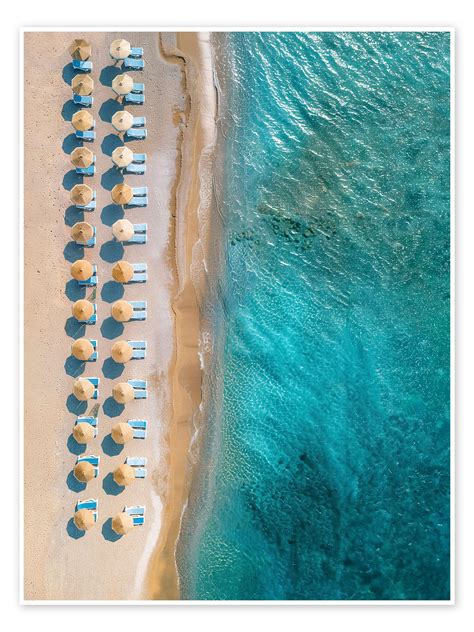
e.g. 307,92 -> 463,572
130,47 -> 144,58
75,164 -> 95,176
122,263 -> 147,284
72,60 -> 93,72
75,130 -> 96,142
125,505 -> 145,516
129,196 -> 148,207
133,515 -> 145,525
83,227 -> 97,248
77,264 -> 98,287
73,94 -> 93,107
129,300 -> 147,321
77,498 -> 98,512
126,456 -> 147,467
125,224 -> 147,246
123,58 -> 144,71
128,340 -> 147,360
128,419 -> 148,439
128,378 -> 147,399
124,163 -> 146,175
132,152 -> 147,163
133,186 -> 147,196
132,117 -> 146,128
125,128 -> 147,141
132,83 -> 145,94
124,93 -> 145,105
133,468 -> 147,478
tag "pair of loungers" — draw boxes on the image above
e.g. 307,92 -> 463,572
74,500 -> 147,527
73,417 -> 149,440
127,379 -> 148,399
124,83 -> 145,105
125,456 -> 147,478
124,186 -> 149,207
122,153 -> 147,175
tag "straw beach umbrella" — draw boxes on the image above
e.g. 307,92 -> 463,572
111,341 -> 133,363
110,39 -> 131,60
72,299 -> 94,321
112,146 -> 133,168
112,219 -> 134,242
111,183 -> 133,206
70,39 -> 91,61
113,464 -> 135,487
112,512 -> 134,535
111,110 -> 133,132
112,382 -> 134,404
111,422 -> 133,444
70,183 -> 94,206
71,259 -> 93,281
71,222 -> 94,244
112,260 -> 134,283
71,110 -> 94,131
112,73 -> 134,96
73,421 -> 95,444
71,338 -> 94,361
74,508 -> 95,531
111,300 -> 133,322
73,378 -> 95,401
72,74 -> 94,95
70,147 -> 94,169
73,461 -> 95,483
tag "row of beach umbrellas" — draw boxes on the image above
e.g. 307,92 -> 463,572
73,420 -> 134,446
71,298 -> 136,321
72,73 -> 137,97
70,218 -> 137,243
70,182 -> 139,205
73,379 -> 136,403
75,509 -> 136,534
70,146 -> 134,169
70,38 -> 134,61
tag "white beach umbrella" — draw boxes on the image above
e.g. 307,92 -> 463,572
110,39 -> 131,60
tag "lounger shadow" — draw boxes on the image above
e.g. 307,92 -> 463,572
100,240 -> 124,263
67,517 -> 86,539
101,280 -> 124,303
103,396 -> 124,418
67,433 -> 87,456
102,518 -> 122,542
102,357 -> 124,379
99,99 -> 123,123
64,355 -> 85,377
102,472 -> 125,496
100,317 -> 123,340
101,433 -> 124,457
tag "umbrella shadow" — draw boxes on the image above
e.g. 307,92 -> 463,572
62,134 -> 81,154
67,433 -> 87,456
65,317 -> 86,339
99,99 -> 123,123
100,240 -> 124,263
101,280 -> 124,303
100,65 -> 122,87
101,168 -> 123,191
102,518 -> 122,542
103,396 -> 124,418
103,472 -> 125,496
64,355 -> 85,377
64,205 -> 84,227
63,170 -> 83,191
67,517 -> 86,539
101,204 -> 123,227
65,279 -> 85,301
67,470 -> 87,493
61,99 -> 79,121
102,357 -> 124,379
62,63 -> 76,85
102,433 -> 124,456
101,133 -> 122,156
67,393 -> 87,415
64,241 -> 84,263
100,317 -> 123,340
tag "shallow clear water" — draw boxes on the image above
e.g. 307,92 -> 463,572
177,31 -> 451,600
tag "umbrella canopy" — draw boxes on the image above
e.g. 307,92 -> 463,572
72,74 -> 94,95
70,184 -> 94,206
112,512 -> 134,535
111,422 -> 133,444
112,146 -> 133,168
111,300 -> 133,322
112,73 -> 134,96
110,38 -> 131,60
71,259 -> 93,281
111,340 -> 133,363
111,183 -> 133,206
72,299 -> 94,321
73,461 -> 95,483
73,421 -> 95,444
74,508 -> 95,531
111,110 -> 134,132
71,110 -> 94,131
112,260 -> 134,283
71,222 -> 94,244
112,219 -> 134,242
69,39 -> 91,61
73,378 -> 95,401
70,147 -> 94,168
112,382 -> 134,404
113,464 -> 135,487
71,338 -> 94,361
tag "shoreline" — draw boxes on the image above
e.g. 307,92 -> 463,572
143,32 -> 217,600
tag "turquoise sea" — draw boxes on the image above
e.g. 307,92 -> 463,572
177,31 -> 451,600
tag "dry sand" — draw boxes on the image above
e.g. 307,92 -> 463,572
23,30 -> 215,601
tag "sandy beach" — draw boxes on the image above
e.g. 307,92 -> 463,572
23,30 -> 216,600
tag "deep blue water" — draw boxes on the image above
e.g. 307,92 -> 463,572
177,31 -> 451,600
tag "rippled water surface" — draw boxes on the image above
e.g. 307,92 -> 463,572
177,31 -> 451,600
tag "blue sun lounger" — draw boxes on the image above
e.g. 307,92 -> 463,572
130,47 -> 144,58
124,163 -> 146,175
124,93 -> 145,105
83,227 -> 97,248
73,94 -> 93,107
75,129 -> 96,142
123,224 -> 147,245
75,164 -> 95,176
128,379 -> 147,399
125,128 -> 147,141
132,83 -> 145,94
132,117 -> 146,128
133,152 -> 147,162
128,419 -> 148,439
77,264 -> 98,287
76,498 -> 98,521
76,454 -> 100,478
126,263 -> 147,283
125,505 -> 146,525
126,456 -> 147,467
72,60 -> 93,72
128,340 -> 147,360
76,416 -> 98,437
129,300 -> 147,321
123,57 -> 144,71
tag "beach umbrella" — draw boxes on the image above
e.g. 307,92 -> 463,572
71,222 -> 94,244
112,73 -> 134,96
72,299 -> 94,321
71,110 -> 94,131
70,259 -> 93,281
112,260 -> 134,283
70,184 -> 94,206
73,421 -> 95,444
112,512 -> 134,535
73,378 -> 95,401
69,39 -> 91,61
111,110 -> 134,132
71,338 -> 94,361
111,300 -> 133,322
112,382 -> 134,404
111,422 -> 133,444
110,39 -> 131,60
73,461 -> 95,483
74,508 -> 95,531
111,341 -> 133,363
113,464 -> 135,487
112,219 -> 134,242
70,147 -> 94,168
112,146 -> 133,168
111,183 -> 133,206
72,74 -> 94,95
